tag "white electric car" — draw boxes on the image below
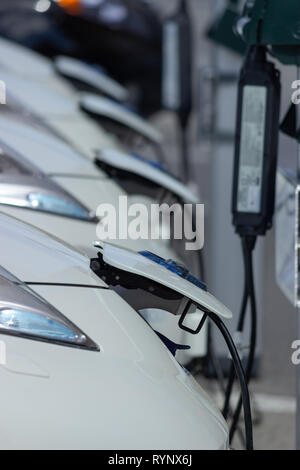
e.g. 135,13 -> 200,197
0,211 -> 230,449
0,37 -> 163,158
0,110 -> 193,259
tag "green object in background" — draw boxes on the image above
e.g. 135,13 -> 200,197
240,0 -> 300,65
237,0 -> 300,142
270,47 -> 300,67
241,0 -> 300,45
207,0 -> 247,55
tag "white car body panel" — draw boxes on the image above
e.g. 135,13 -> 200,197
1,205 -> 176,260
81,93 -> 163,144
97,242 -> 232,320
100,148 -> 199,203
52,175 -> 124,208
0,38 -> 161,149
0,67 -> 121,159
55,55 -> 129,102
0,38 -> 128,102
46,113 -> 121,156
0,206 -> 99,258
0,37 -> 55,80
0,113 -> 102,177
0,213 -> 228,449
0,212 -> 103,285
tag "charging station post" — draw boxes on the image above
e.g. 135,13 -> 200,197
236,0 -> 300,449
162,0 -> 192,183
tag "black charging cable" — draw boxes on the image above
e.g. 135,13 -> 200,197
185,308 -> 253,450
207,311 -> 254,450
222,235 -> 257,446
229,235 -> 257,442
223,237 -> 250,419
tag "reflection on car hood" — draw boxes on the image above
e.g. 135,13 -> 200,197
0,212 -> 106,286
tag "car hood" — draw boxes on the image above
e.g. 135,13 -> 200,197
0,113 -> 103,177
0,37 -> 55,80
0,38 -> 128,102
0,37 -> 82,98
0,212 -> 106,286
0,282 -> 228,449
0,68 -> 121,157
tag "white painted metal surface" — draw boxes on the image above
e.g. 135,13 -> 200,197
96,241 -> 232,319
100,148 -> 199,203
55,55 -> 129,101
81,93 -> 163,144
0,62 -> 121,158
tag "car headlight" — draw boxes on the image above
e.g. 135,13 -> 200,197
0,144 -> 96,222
0,267 -> 99,350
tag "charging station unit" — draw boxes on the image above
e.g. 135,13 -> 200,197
205,0 -> 265,377
235,0 -> 300,449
